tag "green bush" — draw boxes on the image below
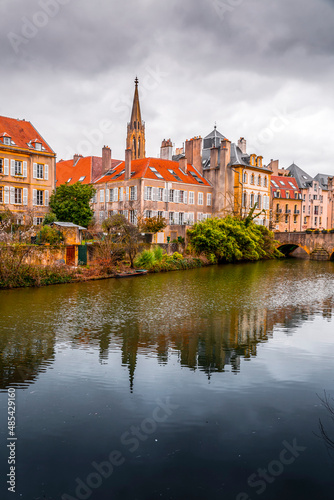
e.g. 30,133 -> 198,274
187,216 -> 283,263
36,226 -> 64,245
153,245 -> 163,262
134,249 -> 156,268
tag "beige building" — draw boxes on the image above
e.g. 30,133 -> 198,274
0,116 -> 56,225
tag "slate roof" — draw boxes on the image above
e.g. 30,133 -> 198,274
313,173 -> 331,190
287,163 -> 313,189
270,175 -> 301,199
202,126 -> 227,161
0,115 -> 54,154
95,157 -> 211,187
203,142 -> 271,172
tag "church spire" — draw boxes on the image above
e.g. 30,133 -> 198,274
126,77 -> 145,159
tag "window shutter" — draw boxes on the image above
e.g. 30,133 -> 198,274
175,190 -> 179,203
11,160 -> 15,176
33,217 -> 37,226
45,190 -> 49,206
134,210 -> 138,224
114,187 -> 118,202
144,186 -> 148,201
119,187 -> 123,201
100,190 -> 104,202
23,188 -> 28,205
4,186 -> 9,204
163,188 -> 167,202
23,161 -> 27,177
10,187 -> 15,204
134,186 -> 137,201
33,189 -> 37,206
106,188 -> 110,202
126,186 -> 129,201
151,187 -> 155,202
33,163 -> 37,179
4,159 -> 9,175
184,212 -> 189,223
174,212 -> 179,224
44,164 -> 49,180
184,191 -> 187,204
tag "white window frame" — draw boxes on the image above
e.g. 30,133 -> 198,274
189,191 -> 194,204
198,192 -> 203,205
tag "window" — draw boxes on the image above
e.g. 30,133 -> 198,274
198,192 -> 203,205
279,180 -> 285,186
168,169 -> 182,182
130,211 -> 136,224
314,206 -> 319,215
179,212 -> 184,225
35,217 -> 43,225
264,177 -> 267,187
257,194 -> 261,209
304,217 -> 307,224
313,195 -> 317,200
78,175 -> 86,182
250,194 -> 254,207
242,192 -> 247,207
189,171 -> 204,184
158,188 -> 164,201
36,190 -> 43,206
207,193 -> 212,206
158,211 -> 164,219
242,172 -> 247,183
15,188 -> 22,204
258,175 -> 261,186
145,210 -> 152,218
0,158 -> 3,174
314,217 -> 317,225
179,191 -> 184,203
250,174 -> 254,185
169,212 -> 174,224
189,191 -> 194,204
0,186 -> 3,203
294,216 -> 297,224
67,178 -> 72,183
303,206 -> 305,213
100,190 -> 104,202
130,186 -> 137,201
285,204 -> 289,213
15,161 -> 22,175
3,136 -> 11,145
149,167 -> 164,179
36,164 -> 44,179
294,192 -> 298,199
146,186 -> 153,201
286,191 -> 289,199
285,215 -> 288,224
271,180 -> 279,188
169,189 -> 174,202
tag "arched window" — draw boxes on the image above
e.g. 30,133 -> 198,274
250,193 -> 254,207
133,137 -> 136,157
258,175 -> 261,186
264,176 -> 267,187
251,174 -> 254,185
258,194 -> 261,209
138,138 -> 141,158
242,172 -> 247,183
242,192 -> 247,207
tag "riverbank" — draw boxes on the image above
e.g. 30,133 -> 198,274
0,254 -> 212,289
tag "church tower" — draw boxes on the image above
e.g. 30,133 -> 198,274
126,77 -> 146,159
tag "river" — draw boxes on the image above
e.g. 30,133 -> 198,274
0,259 -> 334,500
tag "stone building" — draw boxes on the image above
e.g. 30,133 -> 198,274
0,115 -> 56,225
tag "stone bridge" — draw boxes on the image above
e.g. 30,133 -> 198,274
275,232 -> 334,260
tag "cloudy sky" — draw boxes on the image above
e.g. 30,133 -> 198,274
1,0 -> 333,176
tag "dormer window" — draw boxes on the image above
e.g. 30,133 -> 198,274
31,139 -> 42,151
3,137 -> 11,145
67,178 -> 72,183
78,176 -> 86,182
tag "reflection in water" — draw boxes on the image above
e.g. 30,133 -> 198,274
318,391 -> 334,458
1,259 -> 333,392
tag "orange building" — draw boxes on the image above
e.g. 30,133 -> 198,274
270,175 -> 302,231
0,116 -> 55,225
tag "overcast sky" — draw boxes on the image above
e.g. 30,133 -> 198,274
1,0 -> 333,176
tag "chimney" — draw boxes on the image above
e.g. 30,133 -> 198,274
185,136 -> 203,175
210,147 -> 219,169
73,154 -> 82,166
267,159 -> 279,176
238,137 -> 247,155
125,148 -> 132,180
102,145 -> 111,173
178,156 -> 187,174
160,138 -> 173,160
220,139 -> 231,170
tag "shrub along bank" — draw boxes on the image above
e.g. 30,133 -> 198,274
187,216 -> 283,263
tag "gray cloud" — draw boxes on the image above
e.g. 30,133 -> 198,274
0,0 -> 333,176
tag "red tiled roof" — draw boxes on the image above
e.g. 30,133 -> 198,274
56,157 -> 121,186
271,175 -> 301,199
95,157 -> 211,186
0,115 -> 54,154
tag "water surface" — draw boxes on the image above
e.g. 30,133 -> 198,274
0,260 -> 334,500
